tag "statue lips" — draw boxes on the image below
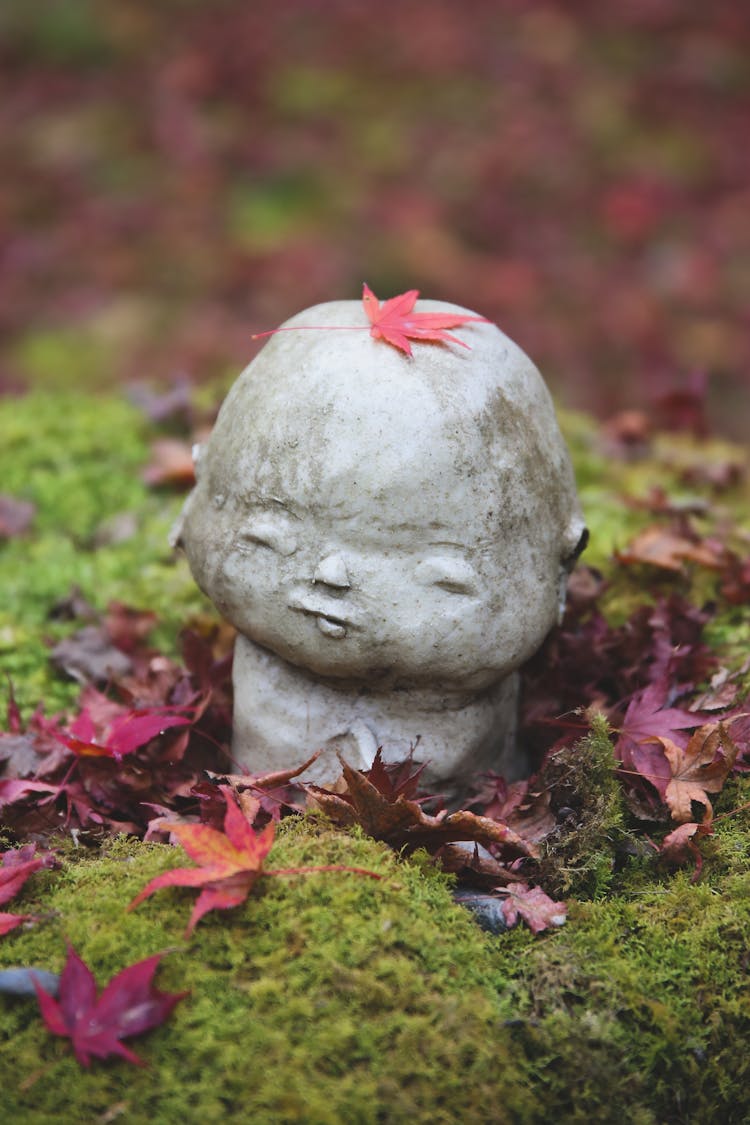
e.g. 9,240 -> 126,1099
286,593 -> 361,640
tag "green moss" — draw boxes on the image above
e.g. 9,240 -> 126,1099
490,869 -> 750,1122
0,391 -> 209,715
0,823 -> 536,1123
3,391 -> 750,1119
4,818 -> 750,1120
534,714 -> 627,898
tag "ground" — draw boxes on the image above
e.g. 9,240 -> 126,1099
1,387 -> 749,1121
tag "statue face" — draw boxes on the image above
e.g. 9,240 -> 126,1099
176,300 -> 586,690
179,434 -> 582,693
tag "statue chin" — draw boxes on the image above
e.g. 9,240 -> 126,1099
229,634 -> 525,796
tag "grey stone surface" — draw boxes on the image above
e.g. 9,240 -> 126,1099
175,299 -> 585,793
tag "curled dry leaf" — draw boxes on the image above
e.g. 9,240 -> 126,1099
306,752 -> 538,859
498,883 -> 567,934
659,821 -> 713,880
657,722 -> 739,824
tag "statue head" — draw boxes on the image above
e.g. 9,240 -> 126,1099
176,299 -> 586,692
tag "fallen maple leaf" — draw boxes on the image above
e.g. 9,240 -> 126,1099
0,844 -> 55,905
615,679 -> 700,802
361,284 -> 488,356
658,821 -> 713,880
129,790 -> 381,935
0,913 -> 33,936
50,626 -> 133,686
658,722 -> 738,824
0,844 -> 56,936
56,700 -> 198,761
615,525 -> 725,573
306,752 -> 538,858
252,284 -> 489,357
142,438 -> 196,490
498,883 -> 567,934
33,945 -> 186,1067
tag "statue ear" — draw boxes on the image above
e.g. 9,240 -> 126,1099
556,515 -> 589,624
561,515 -> 589,571
168,444 -> 204,551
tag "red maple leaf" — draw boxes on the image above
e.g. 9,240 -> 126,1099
56,700 -> 198,761
498,883 -> 567,934
615,679 -> 701,801
252,285 -> 489,358
33,945 -> 187,1067
0,844 -> 56,936
129,790 -> 380,935
362,284 -> 488,356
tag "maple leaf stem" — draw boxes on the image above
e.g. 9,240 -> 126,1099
712,800 -> 750,824
265,864 -> 382,880
251,326 -> 369,341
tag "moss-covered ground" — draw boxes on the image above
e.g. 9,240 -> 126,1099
1,389 -> 750,1122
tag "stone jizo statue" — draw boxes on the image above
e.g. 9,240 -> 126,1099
173,294 -> 586,795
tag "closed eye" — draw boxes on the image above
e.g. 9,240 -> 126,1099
415,557 -> 479,597
433,577 -> 476,595
235,518 -> 297,556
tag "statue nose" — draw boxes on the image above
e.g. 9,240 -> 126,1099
312,554 -> 350,590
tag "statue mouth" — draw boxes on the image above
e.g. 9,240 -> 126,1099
287,594 -> 359,640
315,615 -> 347,639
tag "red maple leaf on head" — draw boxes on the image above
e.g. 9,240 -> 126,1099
362,284 -> 489,356
252,285 -> 490,357
33,945 -> 186,1067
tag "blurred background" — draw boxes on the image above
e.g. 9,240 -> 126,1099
1,0 -> 748,436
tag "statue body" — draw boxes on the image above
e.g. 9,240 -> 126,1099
175,299 -> 586,794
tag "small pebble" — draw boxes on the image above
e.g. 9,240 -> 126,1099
452,890 -> 509,935
0,968 -> 60,997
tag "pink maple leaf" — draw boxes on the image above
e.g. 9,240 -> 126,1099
57,700 -> 198,761
33,945 -> 187,1067
0,844 -> 56,936
252,284 -> 489,358
362,284 -> 488,356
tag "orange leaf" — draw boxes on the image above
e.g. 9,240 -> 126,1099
129,789 -> 380,935
128,793 -> 275,934
615,525 -> 725,573
657,722 -> 738,823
